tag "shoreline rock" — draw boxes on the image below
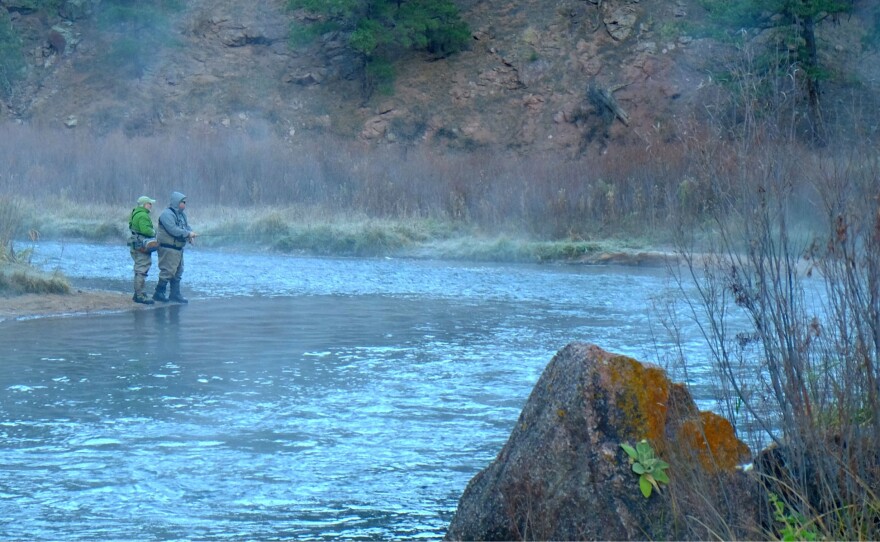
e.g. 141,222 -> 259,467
445,342 -> 760,541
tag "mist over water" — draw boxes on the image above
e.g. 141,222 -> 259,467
0,242 -> 712,539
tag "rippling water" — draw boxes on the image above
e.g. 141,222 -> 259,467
0,242 -> 710,540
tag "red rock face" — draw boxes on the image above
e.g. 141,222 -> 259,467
4,0 -> 872,154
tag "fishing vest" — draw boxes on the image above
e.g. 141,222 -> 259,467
157,209 -> 190,250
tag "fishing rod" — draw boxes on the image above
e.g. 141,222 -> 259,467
189,232 -> 263,237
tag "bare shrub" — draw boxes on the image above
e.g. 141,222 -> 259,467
0,195 -> 23,260
667,111 -> 880,539
0,123 -> 707,244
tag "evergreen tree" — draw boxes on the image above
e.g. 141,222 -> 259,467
288,0 -> 470,101
770,0 -> 853,143
0,9 -> 24,99
702,0 -> 854,143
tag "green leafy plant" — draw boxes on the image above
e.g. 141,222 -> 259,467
768,493 -> 819,542
620,440 -> 670,498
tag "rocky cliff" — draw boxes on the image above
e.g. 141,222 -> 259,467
2,0 -> 879,156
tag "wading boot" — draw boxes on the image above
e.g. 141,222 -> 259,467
169,280 -> 188,304
133,293 -> 155,305
152,279 -> 169,302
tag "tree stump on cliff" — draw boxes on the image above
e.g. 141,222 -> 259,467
588,83 -> 630,126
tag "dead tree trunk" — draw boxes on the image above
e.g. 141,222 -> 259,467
587,83 -> 630,126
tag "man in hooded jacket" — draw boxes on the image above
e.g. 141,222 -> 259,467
153,191 -> 198,303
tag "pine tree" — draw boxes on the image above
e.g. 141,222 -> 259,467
770,0 -> 853,143
702,0 -> 854,143
288,0 -> 469,101
0,9 -> 24,99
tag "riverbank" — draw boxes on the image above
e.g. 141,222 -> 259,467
5,198 -> 680,260
0,288 -> 155,323
1,214 -> 680,324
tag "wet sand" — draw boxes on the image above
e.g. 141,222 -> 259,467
0,289 -> 150,323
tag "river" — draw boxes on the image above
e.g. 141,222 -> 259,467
0,241 -> 710,540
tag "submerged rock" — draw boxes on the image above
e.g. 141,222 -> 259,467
445,342 -> 758,541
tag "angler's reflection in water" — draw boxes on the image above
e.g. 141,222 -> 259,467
152,303 -> 182,325
153,304 -> 182,362
131,308 -> 154,358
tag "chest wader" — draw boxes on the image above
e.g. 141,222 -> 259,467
131,249 -> 154,304
154,220 -> 188,303
152,275 -> 187,304
129,227 -> 155,305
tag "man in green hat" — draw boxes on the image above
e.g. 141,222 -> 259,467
129,195 -> 157,304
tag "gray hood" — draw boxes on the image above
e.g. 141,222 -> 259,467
169,191 -> 186,208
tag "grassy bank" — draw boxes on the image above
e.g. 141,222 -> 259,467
1,196 -> 69,295
0,261 -> 70,295
1,191 -> 660,297
4,197 -> 655,263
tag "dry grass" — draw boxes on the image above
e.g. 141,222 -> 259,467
0,263 -> 70,295
0,125 -> 697,245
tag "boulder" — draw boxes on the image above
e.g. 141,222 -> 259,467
51,24 -> 79,52
361,116 -> 389,140
604,6 -> 638,41
285,70 -> 325,86
445,343 -> 758,541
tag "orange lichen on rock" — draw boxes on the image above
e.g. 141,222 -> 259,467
677,411 -> 751,472
581,345 -> 750,474
595,348 -> 750,472
602,354 -> 670,442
